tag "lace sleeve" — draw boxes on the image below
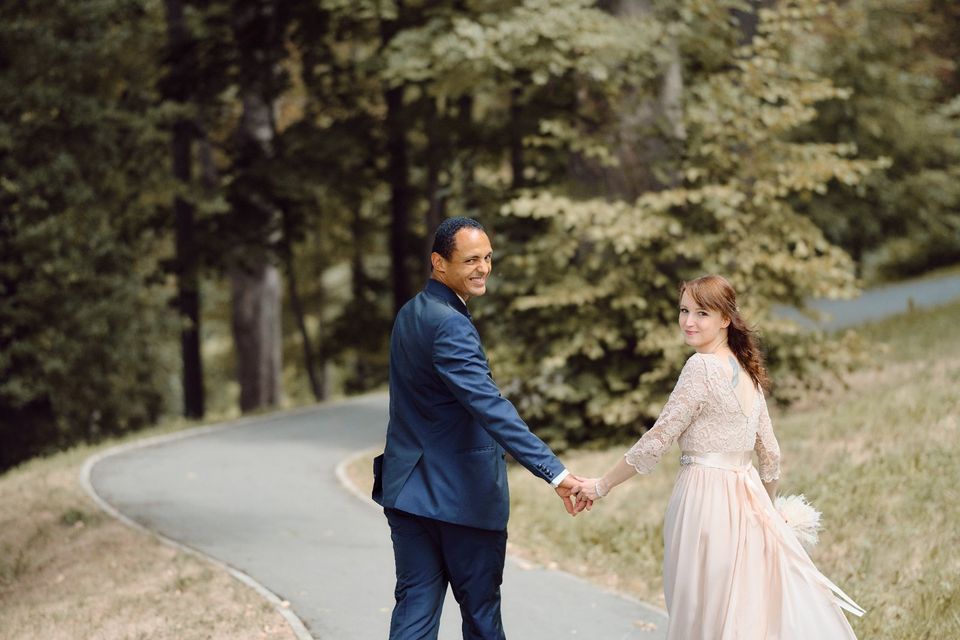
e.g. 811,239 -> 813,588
754,392 -> 781,482
625,355 -> 707,474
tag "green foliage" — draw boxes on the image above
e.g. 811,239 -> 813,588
794,0 -> 960,279
4,0 -> 959,468
484,0 -> 884,449
381,0 -> 656,94
0,0 -> 175,471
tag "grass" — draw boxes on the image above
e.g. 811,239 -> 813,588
15,296 -> 950,639
347,299 -> 960,639
506,299 -> 960,640
0,426 -> 297,640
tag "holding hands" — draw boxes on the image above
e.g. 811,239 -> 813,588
572,477 -> 608,511
558,456 -> 641,515
555,474 -> 594,515
555,474 -> 611,515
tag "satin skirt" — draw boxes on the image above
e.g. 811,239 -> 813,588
662,451 -> 863,640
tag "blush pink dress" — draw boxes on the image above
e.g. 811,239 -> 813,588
625,353 -> 863,640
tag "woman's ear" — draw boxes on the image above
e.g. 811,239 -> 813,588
721,315 -> 731,329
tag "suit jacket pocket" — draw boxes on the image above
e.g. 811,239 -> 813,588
458,445 -> 496,455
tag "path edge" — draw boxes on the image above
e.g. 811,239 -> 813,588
333,447 -> 670,621
77,401 -> 379,640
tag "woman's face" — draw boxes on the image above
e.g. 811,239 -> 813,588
678,290 -> 730,352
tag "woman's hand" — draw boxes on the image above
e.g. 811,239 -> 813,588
574,477 -> 607,510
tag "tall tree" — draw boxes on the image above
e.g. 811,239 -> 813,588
0,0 -> 172,470
380,3 -> 417,315
224,0 -> 291,411
488,0 -> 886,448
162,0 -> 205,418
796,0 -> 960,278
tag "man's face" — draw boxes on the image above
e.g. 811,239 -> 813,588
432,228 -> 493,302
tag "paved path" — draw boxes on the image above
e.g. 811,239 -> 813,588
774,271 -> 960,330
88,395 -> 668,639
87,270 -> 960,639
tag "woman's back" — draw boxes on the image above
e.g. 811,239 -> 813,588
625,353 -> 781,483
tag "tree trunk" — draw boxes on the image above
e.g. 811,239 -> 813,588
423,98 -> 446,274
385,84 -> 412,316
281,221 -> 324,401
457,95 -> 477,210
163,0 -> 204,419
733,0 -> 778,45
349,205 -> 371,385
230,261 -> 282,412
509,83 -> 526,190
230,89 -> 284,412
572,0 -> 684,198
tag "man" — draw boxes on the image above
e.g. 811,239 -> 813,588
373,217 -> 587,639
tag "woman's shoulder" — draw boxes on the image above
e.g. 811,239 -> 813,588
679,352 -> 711,381
682,351 -> 716,370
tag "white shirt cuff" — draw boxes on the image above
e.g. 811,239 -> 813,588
551,468 -> 570,487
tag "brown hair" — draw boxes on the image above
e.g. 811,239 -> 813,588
680,275 -> 770,391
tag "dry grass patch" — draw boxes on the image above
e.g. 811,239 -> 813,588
343,449 -> 376,500
0,440 -> 296,640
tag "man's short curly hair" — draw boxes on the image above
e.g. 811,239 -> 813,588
431,217 -> 486,260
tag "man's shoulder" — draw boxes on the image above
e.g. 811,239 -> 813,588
410,288 -> 467,321
395,290 -> 470,339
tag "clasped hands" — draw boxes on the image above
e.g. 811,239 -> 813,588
555,474 -> 607,516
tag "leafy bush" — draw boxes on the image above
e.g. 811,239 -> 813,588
481,1 -> 882,448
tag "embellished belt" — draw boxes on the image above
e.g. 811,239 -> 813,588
679,450 -> 753,471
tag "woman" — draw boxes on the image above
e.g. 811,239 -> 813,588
575,275 -> 863,639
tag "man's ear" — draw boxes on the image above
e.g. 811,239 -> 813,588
430,252 -> 445,274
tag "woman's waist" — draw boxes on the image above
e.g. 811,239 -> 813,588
679,450 -> 753,471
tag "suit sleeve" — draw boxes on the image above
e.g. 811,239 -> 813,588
432,313 -> 565,484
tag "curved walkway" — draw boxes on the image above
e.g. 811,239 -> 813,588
86,269 -> 960,639
86,395 -> 668,639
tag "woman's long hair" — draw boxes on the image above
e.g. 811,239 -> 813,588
680,275 -> 771,391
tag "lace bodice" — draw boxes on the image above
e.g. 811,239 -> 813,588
625,353 -> 781,482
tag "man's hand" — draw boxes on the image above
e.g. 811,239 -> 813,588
555,474 -> 592,516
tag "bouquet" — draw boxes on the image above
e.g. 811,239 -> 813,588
774,494 -> 822,551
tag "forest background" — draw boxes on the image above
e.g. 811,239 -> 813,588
2,0 -> 959,472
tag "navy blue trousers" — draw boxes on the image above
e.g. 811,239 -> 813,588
385,508 -> 508,640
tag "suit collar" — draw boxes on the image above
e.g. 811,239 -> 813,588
425,279 -> 471,318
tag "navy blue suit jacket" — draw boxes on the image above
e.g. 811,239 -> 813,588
373,279 -> 565,531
